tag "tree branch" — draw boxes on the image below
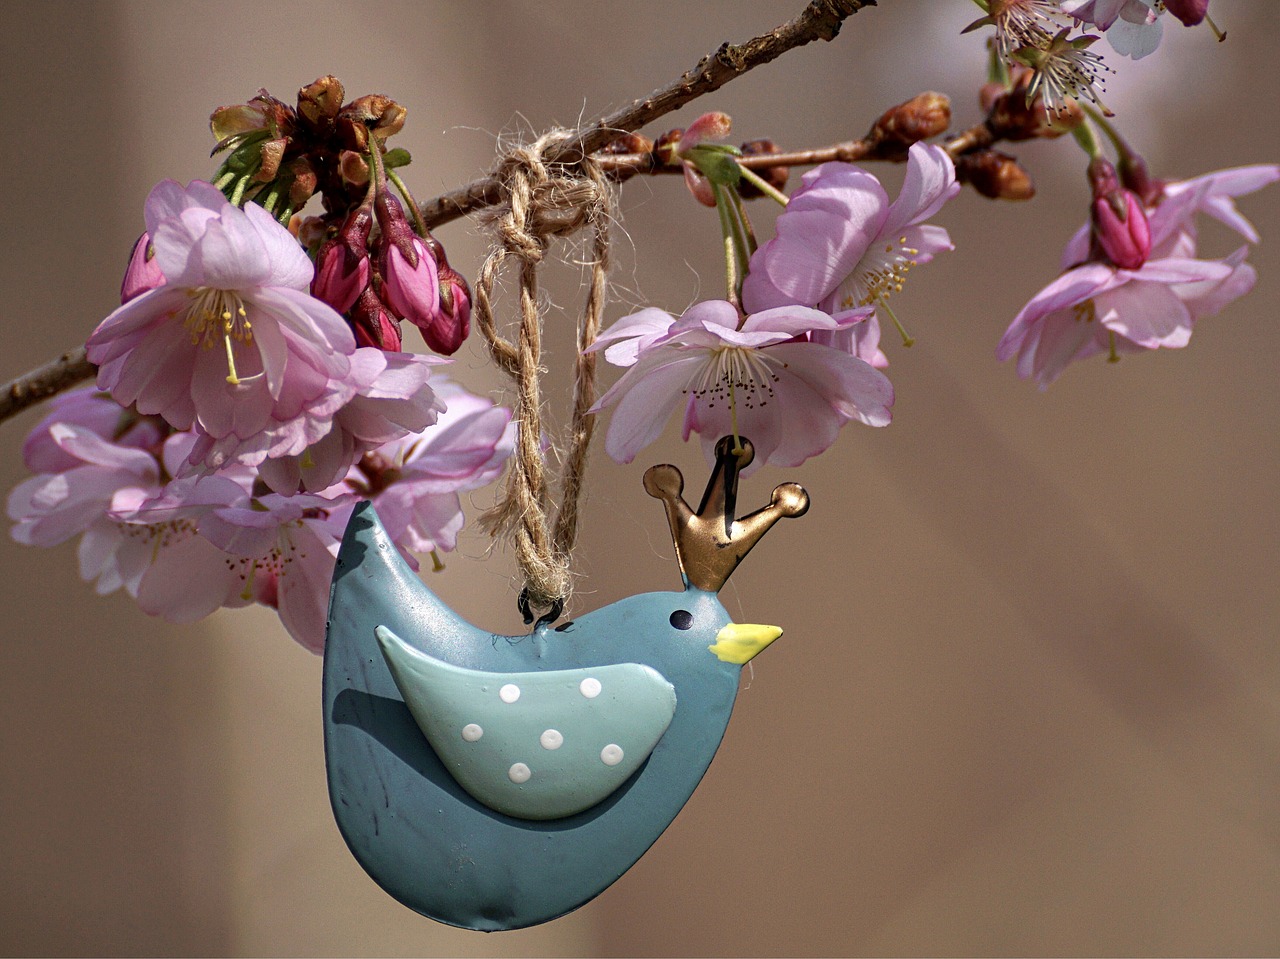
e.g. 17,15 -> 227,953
419,0 -> 877,228
0,347 -> 95,422
0,0 -> 878,427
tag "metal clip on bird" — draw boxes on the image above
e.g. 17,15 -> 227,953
322,436 -> 808,930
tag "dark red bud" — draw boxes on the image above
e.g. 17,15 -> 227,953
955,149 -> 1035,200
868,92 -> 952,157
1164,0 -> 1209,26
599,132 -> 653,155
350,286 -> 402,352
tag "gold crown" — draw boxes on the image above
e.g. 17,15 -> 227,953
643,436 -> 810,593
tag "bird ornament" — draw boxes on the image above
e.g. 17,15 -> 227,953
323,436 -> 808,930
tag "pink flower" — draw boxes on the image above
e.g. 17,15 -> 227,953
9,422 -> 161,548
996,250 -> 1249,387
86,180 -> 356,445
590,300 -> 893,468
350,377 -> 515,558
21,388 -> 166,475
199,491 -> 356,652
251,348 -> 444,494
1062,0 -> 1152,31
8,424 -> 248,622
742,143 -> 958,328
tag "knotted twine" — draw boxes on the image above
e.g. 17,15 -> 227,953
472,130 -> 613,620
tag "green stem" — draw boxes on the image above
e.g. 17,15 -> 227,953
736,164 -> 790,206
1082,104 -> 1128,157
712,182 -> 743,311
1071,117 -> 1103,161
387,167 -> 429,237
228,175 -> 250,208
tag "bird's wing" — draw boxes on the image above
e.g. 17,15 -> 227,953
376,626 -> 677,820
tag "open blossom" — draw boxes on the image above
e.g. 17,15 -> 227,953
590,300 -> 893,468
193,347 -> 444,494
1001,159 -> 1271,386
996,251 -> 1248,387
198,491 -> 356,652
1064,0 -> 1210,59
349,378 -> 516,560
742,142 -> 957,332
8,423 -> 249,621
86,179 -> 356,448
22,388 -> 167,475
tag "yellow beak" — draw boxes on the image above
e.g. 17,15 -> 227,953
708,622 -> 783,664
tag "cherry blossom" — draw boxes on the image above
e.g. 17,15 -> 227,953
192,347 -> 444,494
996,251 -> 1249,387
742,143 -> 957,337
590,300 -> 892,468
349,377 -> 516,560
198,490 -> 356,652
86,179 -> 356,449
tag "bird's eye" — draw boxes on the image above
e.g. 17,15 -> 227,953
669,609 -> 693,630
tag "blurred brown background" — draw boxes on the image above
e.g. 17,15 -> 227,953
1,1 -> 1277,955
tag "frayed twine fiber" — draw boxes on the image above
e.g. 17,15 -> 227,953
472,130 -> 613,615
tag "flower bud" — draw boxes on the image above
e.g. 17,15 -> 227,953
311,207 -> 372,315
955,149 -> 1035,200
1088,157 -> 1151,270
599,132 -> 653,155
120,233 -> 165,303
676,112 -> 732,156
375,193 -> 442,344
1164,0 -> 1209,26
867,92 -> 951,157
350,286 -> 402,352
737,139 -> 789,198
429,253 -> 472,357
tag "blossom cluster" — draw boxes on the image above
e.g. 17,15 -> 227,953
11,179 -> 514,652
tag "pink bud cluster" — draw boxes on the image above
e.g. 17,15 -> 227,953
309,188 -> 471,357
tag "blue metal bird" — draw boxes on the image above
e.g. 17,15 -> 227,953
323,436 -> 807,930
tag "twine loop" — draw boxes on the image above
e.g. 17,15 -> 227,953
473,130 -> 613,620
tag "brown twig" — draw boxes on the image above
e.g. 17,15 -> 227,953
0,347 -> 95,423
0,0 -> 877,428
419,0 -> 877,229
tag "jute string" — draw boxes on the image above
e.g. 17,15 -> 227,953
472,130 -> 613,619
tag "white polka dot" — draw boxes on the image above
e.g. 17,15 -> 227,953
508,762 -> 531,784
579,677 -> 602,699
600,744 -> 624,766
540,729 -> 564,750
499,683 -> 521,703
461,723 -> 483,742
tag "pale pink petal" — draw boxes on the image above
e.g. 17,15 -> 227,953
242,200 -> 314,290
1096,281 -> 1193,348
600,354 -> 708,463
878,143 -> 959,241
135,533 -> 241,623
